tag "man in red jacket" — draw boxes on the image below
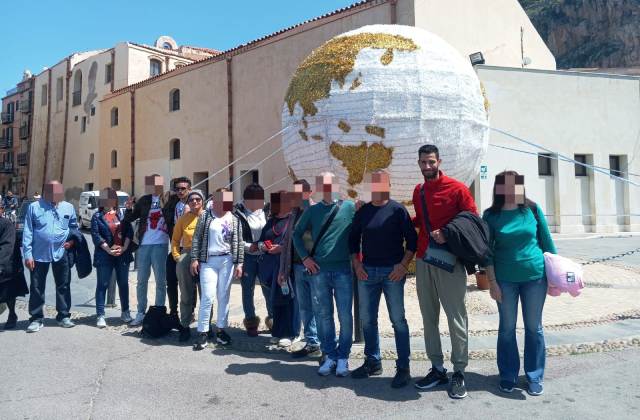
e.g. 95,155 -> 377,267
412,144 -> 477,399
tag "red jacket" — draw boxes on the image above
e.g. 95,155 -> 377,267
412,171 -> 478,258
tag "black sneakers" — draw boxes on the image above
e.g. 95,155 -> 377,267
391,368 -> 411,388
216,329 -> 231,346
415,367 -> 448,389
351,359 -> 383,379
193,332 -> 208,351
448,371 -> 468,399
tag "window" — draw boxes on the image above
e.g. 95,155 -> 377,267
150,59 -> 162,77
15,100 -> 19,111
81,116 -> 87,133
41,83 -> 48,106
111,179 -> 121,190
610,155 -> 622,177
169,89 -> 180,111
91,105 -> 96,116
89,153 -> 94,169
574,154 -> 588,177
73,70 -> 82,106
170,138 -> 180,159
111,150 -> 117,168
110,107 -> 119,126
84,182 -> 94,191
538,153 -> 553,176
56,77 -> 63,102
105,63 -> 113,84
162,42 -> 173,50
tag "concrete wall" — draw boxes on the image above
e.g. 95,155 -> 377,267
413,0 -> 556,70
477,66 -> 640,233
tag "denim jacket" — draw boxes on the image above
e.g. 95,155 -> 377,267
91,210 -> 134,266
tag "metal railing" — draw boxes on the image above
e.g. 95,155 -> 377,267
19,124 -> 29,139
0,162 -> 13,173
17,153 -> 28,166
20,98 -> 31,113
1,112 -> 14,124
0,139 -> 12,149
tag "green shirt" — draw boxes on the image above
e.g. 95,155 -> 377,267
293,200 -> 355,271
482,204 -> 556,283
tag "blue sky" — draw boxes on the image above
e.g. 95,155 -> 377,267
1,0 -> 358,95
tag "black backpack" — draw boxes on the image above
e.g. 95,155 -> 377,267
141,306 -> 178,338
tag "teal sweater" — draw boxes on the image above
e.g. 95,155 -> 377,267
482,204 -> 557,283
293,200 -> 355,271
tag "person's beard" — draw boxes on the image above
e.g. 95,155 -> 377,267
422,168 -> 438,180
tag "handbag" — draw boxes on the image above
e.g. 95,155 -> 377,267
419,185 -> 457,273
529,204 -> 584,297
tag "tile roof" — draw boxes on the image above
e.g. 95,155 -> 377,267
105,0 -> 387,98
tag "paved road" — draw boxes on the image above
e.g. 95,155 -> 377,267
0,309 -> 638,420
556,235 -> 640,268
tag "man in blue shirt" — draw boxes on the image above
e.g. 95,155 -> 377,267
22,181 -> 78,332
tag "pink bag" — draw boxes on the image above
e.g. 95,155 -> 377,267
544,252 -> 585,297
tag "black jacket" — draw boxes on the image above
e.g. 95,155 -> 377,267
67,229 -> 93,279
233,202 -> 270,244
124,194 -> 176,243
442,211 -> 491,274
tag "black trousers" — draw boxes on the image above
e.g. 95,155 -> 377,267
166,253 -> 179,315
29,253 -> 72,322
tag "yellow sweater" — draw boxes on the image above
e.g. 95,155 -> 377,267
171,212 -> 199,260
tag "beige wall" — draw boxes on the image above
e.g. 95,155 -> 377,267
99,92 -> 131,190
413,0 -> 556,70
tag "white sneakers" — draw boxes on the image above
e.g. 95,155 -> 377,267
96,316 -> 107,328
278,338 -> 292,348
336,359 -> 349,377
318,358 -> 337,376
318,358 -> 349,377
120,311 -> 132,323
130,313 -> 145,326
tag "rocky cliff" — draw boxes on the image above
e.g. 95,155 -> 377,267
520,0 -> 640,69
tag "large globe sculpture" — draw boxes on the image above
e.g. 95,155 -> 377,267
281,24 -> 489,202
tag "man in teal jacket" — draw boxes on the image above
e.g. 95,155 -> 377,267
293,172 -> 355,378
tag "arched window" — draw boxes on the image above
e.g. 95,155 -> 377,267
163,42 -> 173,50
73,70 -> 82,106
110,107 -> 118,126
89,153 -> 94,169
169,89 -> 180,111
170,139 -> 180,160
111,150 -> 117,168
150,59 -> 162,77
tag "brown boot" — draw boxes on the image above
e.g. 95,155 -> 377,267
243,316 -> 260,337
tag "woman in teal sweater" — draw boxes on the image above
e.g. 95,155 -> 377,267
482,171 -> 556,397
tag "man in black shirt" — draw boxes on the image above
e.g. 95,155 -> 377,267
348,170 -> 417,388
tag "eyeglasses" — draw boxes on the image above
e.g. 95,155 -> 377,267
188,197 -> 202,202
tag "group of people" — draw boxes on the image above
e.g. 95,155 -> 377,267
0,143 -> 556,399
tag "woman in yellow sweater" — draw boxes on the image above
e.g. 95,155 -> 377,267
172,189 -> 205,342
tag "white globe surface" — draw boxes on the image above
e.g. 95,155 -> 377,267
281,24 -> 489,202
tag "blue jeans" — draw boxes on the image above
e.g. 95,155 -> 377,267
497,278 -> 547,384
241,254 -> 273,320
136,243 -> 168,314
294,264 -> 319,346
95,261 -> 130,316
359,265 -> 410,369
310,268 -> 353,360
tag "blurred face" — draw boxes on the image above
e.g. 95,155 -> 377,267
43,181 -> 64,203
271,192 -> 293,215
495,174 -> 525,205
188,195 -> 203,212
315,174 -> 338,201
144,175 -> 164,196
294,183 -> 313,201
174,182 -> 190,200
369,172 -> 390,202
289,191 -> 303,209
244,188 -> 264,212
418,152 -> 440,180
211,191 -> 234,215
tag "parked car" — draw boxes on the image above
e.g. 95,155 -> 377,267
78,190 -> 129,228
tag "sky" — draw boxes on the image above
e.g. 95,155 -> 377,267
1,0 -> 359,95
